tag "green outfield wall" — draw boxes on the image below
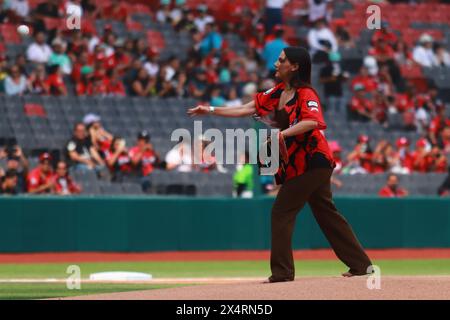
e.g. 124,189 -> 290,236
0,196 -> 449,252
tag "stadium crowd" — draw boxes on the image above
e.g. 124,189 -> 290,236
0,0 -> 449,197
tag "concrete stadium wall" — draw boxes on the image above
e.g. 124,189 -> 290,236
0,196 -> 449,252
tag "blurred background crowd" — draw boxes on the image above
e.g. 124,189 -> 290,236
0,0 -> 449,197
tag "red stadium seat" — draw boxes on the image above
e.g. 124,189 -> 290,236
126,20 -> 143,32
128,4 -> 152,15
400,64 -> 423,79
43,17 -> 65,31
28,0 -> 46,10
24,103 -> 47,118
146,30 -> 165,50
0,24 -> 21,44
95,0 -> 112,9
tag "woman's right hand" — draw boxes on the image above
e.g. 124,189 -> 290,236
187,105 -> 210,117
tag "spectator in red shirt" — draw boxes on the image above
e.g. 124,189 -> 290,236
411,138 -> 433,172
27,152 -> 54,194
129,130 -> 163,192
351,66 -> 378,93
379,174 -> 408,197
371,22 -> 397,48
395,85 -> 415,113
369,38 -> 395,64
105,136 -> 133,182
53,161 -> 81,195
372,140 -> 390,174
107,69 -> 126,96
112,39 -> 132,76
429,106 -> 450,145
71,50 -> 91,83
90,73 -> 109,96
348,84 -> 374,122
392,137 -> 414,174
45,64 -> 67,96
129,131 -> 161,177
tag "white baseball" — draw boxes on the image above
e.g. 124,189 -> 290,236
17,25 -> 30,35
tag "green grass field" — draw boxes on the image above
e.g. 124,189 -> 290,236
1,259 -> 450,299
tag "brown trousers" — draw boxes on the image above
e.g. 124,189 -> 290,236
270,168 -> 372,280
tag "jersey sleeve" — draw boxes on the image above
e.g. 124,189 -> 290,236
253,83 -> 284,117
299,88 -> 327,130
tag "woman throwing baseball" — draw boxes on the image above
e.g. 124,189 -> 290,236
188,47 -> 372,282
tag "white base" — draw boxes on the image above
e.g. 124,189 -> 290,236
89,272 -> 152,281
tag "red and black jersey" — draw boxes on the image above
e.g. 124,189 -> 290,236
254,82 -> 335,184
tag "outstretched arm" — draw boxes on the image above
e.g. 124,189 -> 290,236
187,100 -> 256,118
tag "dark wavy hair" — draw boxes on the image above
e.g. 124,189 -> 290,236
283,46 -> 312,88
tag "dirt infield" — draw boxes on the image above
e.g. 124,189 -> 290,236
56,276 -> 450,300
2,248 -> 450,263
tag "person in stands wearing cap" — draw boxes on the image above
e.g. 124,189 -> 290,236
27,152 -> 54,194
379,174 -> 408,198
65,122 -> 105,172
413,34 -> 435,68
391,137 -> 414,174
345,135 -> 373,174
48,39 -> 72,75
143,47 -> 160,78
189,46 -> 373,281
83,114 -> 112,159
371,22 -> 397,49
53,161 -> 81,195
411,138 -> 433,173
129,131 -> 163,192
105,136 -> 133,182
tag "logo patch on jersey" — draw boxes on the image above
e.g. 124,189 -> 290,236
263,87 -> 274,95
307,100 -> 319,112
